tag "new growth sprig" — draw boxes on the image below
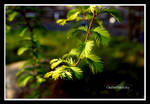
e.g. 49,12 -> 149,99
44,5 -> 122,80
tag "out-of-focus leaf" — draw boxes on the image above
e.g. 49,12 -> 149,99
67,11 -> 80,21
19,28 -> 28,37
8,12 -> 18,22
18,60 -> 33,69
56,19 -> 67,26
17,74 -> 33,87
17,45 -> 31,56
78,25 -> 88,32
36,75 -> 46,83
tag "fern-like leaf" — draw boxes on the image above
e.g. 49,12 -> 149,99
50,60 -> 63,69
70,67 -> 83,79
80,40 -> 94,58
86,58 -> 103,74
86,54 -> 101,62
93,27 -> 110,46
63,48 -> 80,58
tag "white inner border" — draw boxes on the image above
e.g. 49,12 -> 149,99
4,4 -> 146,101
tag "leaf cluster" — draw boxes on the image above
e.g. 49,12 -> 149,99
44,5 -> 122,80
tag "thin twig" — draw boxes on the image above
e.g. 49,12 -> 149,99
75,12 -> 96,66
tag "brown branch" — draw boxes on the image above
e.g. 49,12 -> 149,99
75,12 -> 96,66
85,13 -> 96,42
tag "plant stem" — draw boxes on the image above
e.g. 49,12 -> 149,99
75,12 -> 96,66
21,9 -> 36,76
84,13 -> 96,42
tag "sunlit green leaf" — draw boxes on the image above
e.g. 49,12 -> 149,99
65,71 -> 72,79
80,40 -> 94,58
50,59 -> 58,64
36,75 -> 46,83
44,71 -> 53,78
67,8 -> 79,18
89,6 -> 96,14
51,60 -> 62,69
56,19 -> 67,26
52,66 -> 65,80
67,11 -> 80,21
86,54 -> 101,62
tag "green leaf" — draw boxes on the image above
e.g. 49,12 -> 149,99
50,60 -> 62,69
64,71 -> 72,79
50,59 -> 58,64
52,66 -> 66,80
17,45 -> 31,56
67,8 -> 79,18
44,71 -> 53,78
86,54 -> 101,62
93,27 -> 110,46
89,6 -> 96,14
6,25 -> 11,32
8,12 -> 18,22
78,25 -> 88,32
17,74 -> 34,87
56,19 -> 67,26
100,8 -> 122,22
80,40 -> 94,58
66,26 -> 88,39
18,60 -> 33,69
95,19 -> 104,28
16,69 -> 25,76
70,67 -> 83,79
86,59 -> 103,74
63,48 -> 80,58
67,11 -> 80,21
65,57 -> 75,65
16,68 -> 33,76
36,75 -> 46,83
19,28 -> 28,37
